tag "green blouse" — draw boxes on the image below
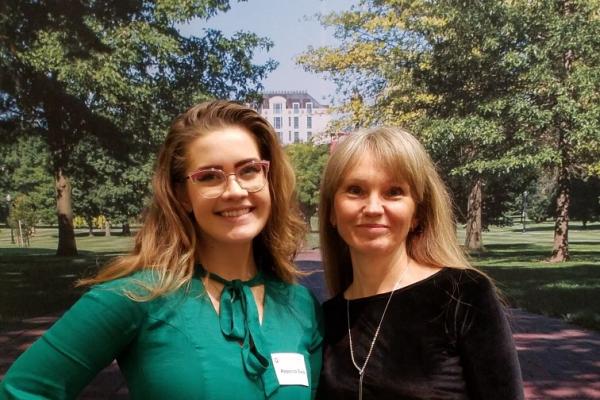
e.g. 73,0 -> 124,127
1,268 -> 323,400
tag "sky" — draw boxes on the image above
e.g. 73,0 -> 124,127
178,0 -> 356,105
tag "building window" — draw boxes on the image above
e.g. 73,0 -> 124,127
277,131 -> 283,142
288,117 -> 291,126
274,116 -> 282,129
294,132 -> 299,143
306,116 -> 312,129
307,131 -> 312,140
306,102 -> 313,114
274,103 -> 282,114
293,117 -> 299,129
293,102 -> 300,114
288,131 -> 292,142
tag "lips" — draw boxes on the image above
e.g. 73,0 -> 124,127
218,208 -> 252,218
358,224 -> 389,228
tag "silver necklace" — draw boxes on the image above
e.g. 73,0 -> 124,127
346,270 -> 407,400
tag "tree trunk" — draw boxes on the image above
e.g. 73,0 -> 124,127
549,24 -> 573,263
549,153 -> 570,262
104,220 -> 111,236
46,92 -> 77,256
465,177 -> 484,251
122,222 -> 131,236
55,168 -> 78,256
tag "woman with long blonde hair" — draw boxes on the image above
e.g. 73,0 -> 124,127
317,127 -> 523,399
2,101 -> 323,399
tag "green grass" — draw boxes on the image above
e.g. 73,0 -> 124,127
460,223 -> 600,331
1,222 -> 599,331
0,227 -> 134,323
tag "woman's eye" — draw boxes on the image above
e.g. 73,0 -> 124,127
346,185 -> 363,196
192,170 -> 222,184
387,186 -> 404,197
238,164 -> 262,177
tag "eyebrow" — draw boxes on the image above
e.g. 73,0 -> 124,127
191,158 -> 261,172
342,176 -> 410,186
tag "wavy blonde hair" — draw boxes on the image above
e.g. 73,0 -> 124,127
81,100 -> 306,298
319,126 -> 472,296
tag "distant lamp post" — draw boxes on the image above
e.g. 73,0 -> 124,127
522,191 -> 529,233
6,194 -> 15,244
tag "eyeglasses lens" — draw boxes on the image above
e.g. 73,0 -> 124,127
190,162 -> 268,198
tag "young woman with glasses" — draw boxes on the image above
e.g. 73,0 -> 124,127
1,101 -> 323,399
316,127 -> 524,400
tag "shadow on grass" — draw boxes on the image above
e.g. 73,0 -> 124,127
0,250 -> 120,323
482,264 -> 600,331
475,243 -> 600,263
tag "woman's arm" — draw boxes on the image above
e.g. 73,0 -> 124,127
1,282 -> 145,399
457,273 -> 525,400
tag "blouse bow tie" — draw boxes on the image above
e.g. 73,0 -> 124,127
199,266 -> 278,395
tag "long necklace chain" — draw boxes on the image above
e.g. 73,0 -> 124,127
346,267 -> 408,400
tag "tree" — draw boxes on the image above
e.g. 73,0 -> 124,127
1,0 -> 276,255
7,194 -> 39,247
299,0 -> 529,251
508,0 -> 600,261
71,138 -> 152,237
299,0 -> 600,259
0,136 -> 55,224
570,177 -> 600,228
285,143 -> 329,231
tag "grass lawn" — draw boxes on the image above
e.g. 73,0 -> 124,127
0,228 -> 134,325
460,223 -> 600,331
1,222 -> 599,331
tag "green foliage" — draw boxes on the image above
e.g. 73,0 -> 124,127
0,136 -> 55,224
71,137 -> 152,230
7,194 -> 38,246
1,0 -> 277,254
570,176 -> 600,227
299,0 -> 600,258
285,144 -> 329,230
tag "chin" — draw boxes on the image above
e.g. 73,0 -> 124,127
351,242 -> 399,256
223,228 -> 264,243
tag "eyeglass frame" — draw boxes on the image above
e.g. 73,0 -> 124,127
184,160 -> 271,198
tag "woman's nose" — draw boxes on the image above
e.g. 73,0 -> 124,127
362,194 -> 384,215
221,175 -> 248,199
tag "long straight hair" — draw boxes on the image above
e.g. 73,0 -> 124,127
319,127 -> 472,296
81,101 -> 306,299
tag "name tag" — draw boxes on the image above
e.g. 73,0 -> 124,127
271,353 -> 309,386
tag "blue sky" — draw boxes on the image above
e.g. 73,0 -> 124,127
178,0 -> 355,105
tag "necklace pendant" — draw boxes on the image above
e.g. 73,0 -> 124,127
358,372 -> 364,400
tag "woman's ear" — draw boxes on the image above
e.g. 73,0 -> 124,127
330,209 -> 337,227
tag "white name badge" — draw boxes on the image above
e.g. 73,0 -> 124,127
271,352 -> 309,386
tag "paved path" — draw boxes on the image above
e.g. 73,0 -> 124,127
1,251 -> 599,399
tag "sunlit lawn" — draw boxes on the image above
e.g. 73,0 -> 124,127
1,222 -> 599,331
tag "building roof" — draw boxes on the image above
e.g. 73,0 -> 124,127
260,91 -> 327,109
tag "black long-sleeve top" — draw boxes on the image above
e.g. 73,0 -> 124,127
317,268 -> 524,400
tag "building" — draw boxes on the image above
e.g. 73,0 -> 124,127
258,91 -> 331,145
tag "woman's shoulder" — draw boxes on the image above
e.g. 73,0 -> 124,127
93,269 -> 159,292
438,267 -> 494,292
89,269 -> 186,305
435,267 -> 500,310
266,275 -> 320,306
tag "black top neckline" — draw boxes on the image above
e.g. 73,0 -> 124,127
342,267 -> 449,303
